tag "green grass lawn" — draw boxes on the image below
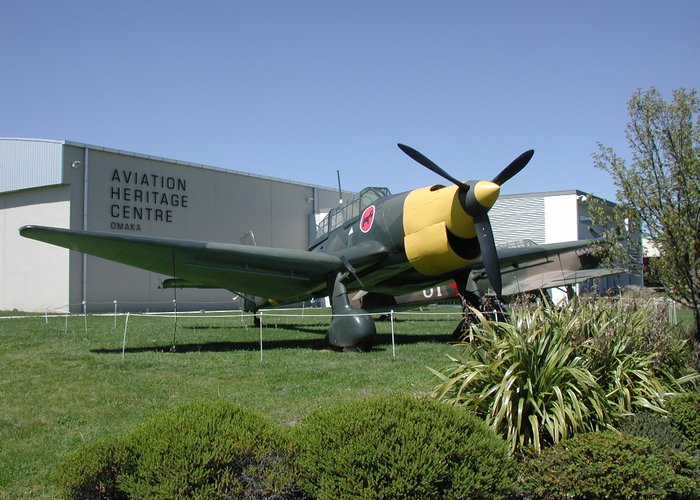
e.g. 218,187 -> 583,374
0,307 -> 463,498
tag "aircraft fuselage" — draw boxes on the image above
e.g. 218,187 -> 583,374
309,181 -> 497,297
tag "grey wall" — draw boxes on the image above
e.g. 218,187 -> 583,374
62,146 -> 341,312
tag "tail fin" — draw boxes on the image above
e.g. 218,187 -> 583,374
239,231 -> 256,246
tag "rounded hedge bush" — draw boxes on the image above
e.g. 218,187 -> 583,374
621,411 -> 695,454
521,431 -> 700,499
121,400 -> 301,499
54,401 -> 303,499
290,395 -> 516,499
668,393 -> 700,448
53,435 -> 133,499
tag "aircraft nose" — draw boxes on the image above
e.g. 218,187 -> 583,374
474,181 -> 500,210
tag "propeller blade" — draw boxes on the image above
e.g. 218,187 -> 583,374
397,143 -> 469,190
474,213 -> 502,297
492,149 -> 534,186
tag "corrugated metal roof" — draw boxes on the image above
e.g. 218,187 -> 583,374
0,138 -> 64,193
491,194 -> 547,245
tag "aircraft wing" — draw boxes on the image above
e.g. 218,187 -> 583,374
493,239 -> 599,268
19,225 -> 353,304
468,239 -> 622,296
499,267 -> 623,296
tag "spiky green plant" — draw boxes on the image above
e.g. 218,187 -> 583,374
565,298 -> 698,415
567,297 -> 695,383
430,302 -> 699,454
430,308 -> 612,453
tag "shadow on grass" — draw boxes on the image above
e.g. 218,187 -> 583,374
375,332 -> 455,346
92,337 -> 329,354
90,328 -> 456,355
181,323 -> 330,335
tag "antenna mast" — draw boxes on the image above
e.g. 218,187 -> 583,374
336,169 -> 343,205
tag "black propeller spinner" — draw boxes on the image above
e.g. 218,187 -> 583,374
397,143 -> 534,297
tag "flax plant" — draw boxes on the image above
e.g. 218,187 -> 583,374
430,301 -> 699,454
430,308 -> 612,454
568,298 -> 698,413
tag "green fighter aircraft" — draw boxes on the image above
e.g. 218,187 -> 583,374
20,144 -> 600,350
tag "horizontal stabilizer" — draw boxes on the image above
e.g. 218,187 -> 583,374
239,231 -> 256,246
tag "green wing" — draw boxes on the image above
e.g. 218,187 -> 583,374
20,225 -> 347,303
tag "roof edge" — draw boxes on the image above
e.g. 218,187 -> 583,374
1,137 -> 343,193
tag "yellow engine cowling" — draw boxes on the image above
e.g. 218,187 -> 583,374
402,182 -> 499,276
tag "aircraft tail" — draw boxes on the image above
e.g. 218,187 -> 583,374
239,231 -> 256,246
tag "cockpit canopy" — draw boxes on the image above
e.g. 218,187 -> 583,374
315,187 -> 390,240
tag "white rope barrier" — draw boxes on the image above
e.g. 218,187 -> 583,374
2,296 -> 684,323
2,297 -> 688,364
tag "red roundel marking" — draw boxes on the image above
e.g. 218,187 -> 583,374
360,205 -> 376,233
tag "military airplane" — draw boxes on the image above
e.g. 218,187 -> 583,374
20,144 -> 603,350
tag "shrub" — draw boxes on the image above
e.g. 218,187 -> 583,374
521,431 -> 700,499
53,435 -> 133,499
668,393 -> 700,448
290,395 -> 516,499
119,400 -> 301,499
567,298 -> 697,399
621,411 -> 695,454
54,401 -> 303,499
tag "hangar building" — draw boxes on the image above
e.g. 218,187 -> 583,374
1,137 -> 641,313
0,138 -> 345,312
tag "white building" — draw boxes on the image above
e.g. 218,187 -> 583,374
0,138 -> 344,312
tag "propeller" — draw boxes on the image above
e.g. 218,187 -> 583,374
473,213 -> 501,296
398,143 -> 534,297
491,149 -> 534,186
397,144 -> 469,190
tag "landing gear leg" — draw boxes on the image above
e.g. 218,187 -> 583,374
452,273 -> 476,340
452,290 -> 483,340
327,273 -> 377,350
451,271 -> 509,339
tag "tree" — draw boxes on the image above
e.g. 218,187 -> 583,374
592,87 -> 700,339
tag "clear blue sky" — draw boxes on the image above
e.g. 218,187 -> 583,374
2,1 -> 698,201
